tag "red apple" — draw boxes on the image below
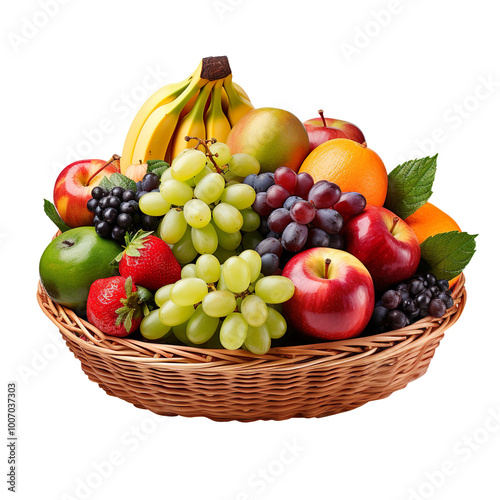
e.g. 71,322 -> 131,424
343,205 -> 421,291
282,247 -> 374,340
303,110 -> 365,153
53,159 -> 119,228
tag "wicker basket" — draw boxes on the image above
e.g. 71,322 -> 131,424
36,274 -> 466,422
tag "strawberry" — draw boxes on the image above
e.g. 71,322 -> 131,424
86,276 -> 143,337
116,231 -> 181,291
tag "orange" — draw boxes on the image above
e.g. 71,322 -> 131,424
405,202 -> 462,286
298,138 -> 388,206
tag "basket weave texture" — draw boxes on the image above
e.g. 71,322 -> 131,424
36,274 -> 466,422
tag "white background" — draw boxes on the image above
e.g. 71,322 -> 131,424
2,0 -> 499,499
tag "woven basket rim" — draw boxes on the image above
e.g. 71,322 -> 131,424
36,273 -> 466,371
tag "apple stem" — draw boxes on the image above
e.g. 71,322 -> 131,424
361,141 -> 367,148
324,258 -> 331,279
391,216 -> 399,233
87,154 -> 121,185
318,109 -> 327,128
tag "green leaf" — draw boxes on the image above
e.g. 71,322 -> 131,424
99,173 -> 137,192
385,155 -> 437,219
147,160 -> 169,177
43,199 -> 71,233
420,231 -> 477,281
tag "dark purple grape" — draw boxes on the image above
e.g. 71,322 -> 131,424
110,186 -> 124,199
419,307 -> 429,318
122,190 -> 136,202
396,283 -> 409,292
295,172 -> 314,199
102,207 -> 118,223
142,173 -> 160,192
128,200 -> 140,213
94,206 -> 102,218
253,173 -> 274,193
333,192 -> 367,219
141,214 -> 159,230
92,215 -> 100,225
87,198 -> 99,212
258,217 -> 270,236
283,196 -> 303,210
399,289 -> 410,301
423,288 -> 433,298
290,200 -> 316,224
95,221 -> 111,237
274,166 -> 297,195
261,253 -> 280,276
119,202 -> 134,214
426,273 -> 437,287
136,181 -> 143,192
98,196 -> 110,208
428,299 -> 446,318
437,279 -> 449,292
372,305 -> 389,327
266,185 -> 290,209
409,279 -> 425,296
308,181 -> 341,208
328,234 -> 344,250
437,292 -> 454,309
306,228 -> 330,248
135,191 -> 149,201
255,237 -> 283,258
91,186 -> 105,200
281,223 -> 308,252
429,286 -> 440,297
267,208 -> 292,233
243,174 -> 257,188
108,196 -> 121,209
381,290 -> 401,310
268,231 -> 281,239
111,225 -> 126,242
313,209 -> 343,234
117,213 -> 133,228
416,293 -> 431,309
252,192 -> 273,216
387,310 -> 408,330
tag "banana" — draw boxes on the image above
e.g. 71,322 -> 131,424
121,75 -> 193,170
223,74 -> 254,127
205,80 -> 231,143
132,67 -> 208,165
170,81 -> 215,160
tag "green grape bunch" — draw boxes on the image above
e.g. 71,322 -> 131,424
140,250 -> 295,355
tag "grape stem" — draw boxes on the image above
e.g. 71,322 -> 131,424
318,109 -> 327,127
185,136 -> 224,174
324,258 -> 331,279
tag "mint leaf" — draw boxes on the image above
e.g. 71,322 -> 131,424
43,199 -> 71,233
420,231 -> 477,281
147,160 -> 169,178
99,173 -> 137,192
385,155 -> 437,219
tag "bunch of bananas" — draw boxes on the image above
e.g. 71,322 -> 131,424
121,56 -> 254,170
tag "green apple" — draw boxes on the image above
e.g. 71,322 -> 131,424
39,227 -> 122,316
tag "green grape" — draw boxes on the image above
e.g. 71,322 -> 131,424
186,307 -> 220,344
242,231 -> 264,251
265,307 -> 287,339
244,324 -> 271,355
140,309 -> 172,340
222,256 -> 251,293
171,148 -> 206,181
159,208 -> 187,244
191,222 -> 218,254
220,313 -> 248,350
193,164 -> 214,185
214,225 -> 242,251
194,173 -> 225,205
269,302 -> 283,314
213,203 -> 243,233
155,283 -> 174,307
217,269 -> 229,290
171,226 -> 198,265
202,290 -> 236,317
227,153 -> 260,177
181,263 -> 197,279
255,276 -> 295,304
196,254 -> 221,284
239,250 -> 262,282
240,209 -> 260,233
159,300 -> 195,326
209,142 -> 231,167
183,199 -> 211,228
220,184 -> 256,210
170,277 -> 208,306
241,294 -> 268,327
160,179 -> 193,206
172,321 -> 191,345
139,191 -> 171,216
161,167 -> 173,182
213,245 -> 240,264
223,172 -> 245,185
